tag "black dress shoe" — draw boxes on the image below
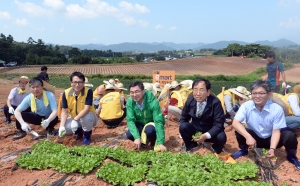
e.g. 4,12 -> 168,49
12,131 -> 27,140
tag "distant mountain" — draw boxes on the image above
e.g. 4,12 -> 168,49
70,39 -> 299,52
96,42 -> 174,53
159,42 -> 206,50
254,39 -> 298,48
72,43 -> 105,50
193,40 -> 248,50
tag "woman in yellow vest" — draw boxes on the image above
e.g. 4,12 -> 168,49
282,85 -> 300,129
116,83 -> 127,108
216,86 -> 249,120
97,84 -> 126,129
163,81 -> 190,122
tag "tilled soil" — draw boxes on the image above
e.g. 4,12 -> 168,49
0,79 -> 300,186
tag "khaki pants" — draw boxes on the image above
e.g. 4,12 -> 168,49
64,112 -> 98,134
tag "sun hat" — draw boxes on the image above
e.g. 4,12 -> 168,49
179,80 -> 193,89
25,79 -> 55,94
170,81 -> 180,89
228,86 -> 249,100
13,76 -> 30,83
117,83 -> 127,90
293,85 -> 300,94
153,82 -> 162,91
143,83 -> 156,95
115,78 -> 120,83
103,79 -> 116,85
105,84 -> 118,90
84,77 -> 93,88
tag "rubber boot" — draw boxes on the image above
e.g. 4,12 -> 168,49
231,144 -> 248,159
286,149 -> 300,170
75,127 -> 83,141
83,131 -> 92,145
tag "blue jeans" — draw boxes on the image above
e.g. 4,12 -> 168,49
286,116 -> 300,129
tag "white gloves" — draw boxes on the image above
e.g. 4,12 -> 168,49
21,122 -> 31,132
8,107 -> 15,114
282,82 -> 286,89
58,126 -> 66,137
41,119 -> 50,129
71,120 -> 79,133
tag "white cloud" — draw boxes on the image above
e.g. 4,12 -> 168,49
0,11 -> 11,20
155,24 -> 164,29
119,1 -> 150,13
65,0 -> 118,19
59,27 -> 64,33
169,26 -> 177,31
139,20 -> 149,27
14,18 -> 29,26
65,4 -> 97,18
43,0 -> 65,9
118,16 -> 136,25
14,0 -> 51,17
279,17 -> 300,28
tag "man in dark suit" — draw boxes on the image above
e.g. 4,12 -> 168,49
179,78 -> 226,153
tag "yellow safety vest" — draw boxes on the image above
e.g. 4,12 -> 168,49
217,90 -> 237,112
65,87 -> 96,118
171,87 -> 190,109
281,93 -> 299,116
100,92 -> 124,120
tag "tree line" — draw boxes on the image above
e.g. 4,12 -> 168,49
0,33 -> 137,65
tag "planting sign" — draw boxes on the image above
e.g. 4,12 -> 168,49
152,70 -> 175,87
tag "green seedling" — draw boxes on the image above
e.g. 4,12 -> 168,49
191,132 -> 202,141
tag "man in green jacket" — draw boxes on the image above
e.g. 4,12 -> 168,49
126,81 -> 167,151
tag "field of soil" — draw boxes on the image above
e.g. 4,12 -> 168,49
1,77 -> 300,186
3,57 -> 268,76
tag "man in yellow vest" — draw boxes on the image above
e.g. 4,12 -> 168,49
13,77 -> 58,140
163,81 -> 190,122
217,86 -> 249,120
281,85 -> 300,129
97,84 -> 126,129
58,72 -> 98,145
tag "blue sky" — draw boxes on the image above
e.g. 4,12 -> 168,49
1,0 -> 300,46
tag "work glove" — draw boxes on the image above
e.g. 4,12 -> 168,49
71,120 -> 79,134
282,82 -> 286,89
41,119 -> 50,129
8,107 -> 15,114
21,122 -> 31,132
58,126 -> 66,137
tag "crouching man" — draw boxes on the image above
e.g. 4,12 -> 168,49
13,77 -> 58,140
126,81 -> 167,151
232,80 -> 300,170
179,78 -> 227,153
58,72 -> 98,145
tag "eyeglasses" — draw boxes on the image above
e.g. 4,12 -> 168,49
251,92 -> 267,96
130,90 -> 142,95
193,89 -> 207,93
71,81 -> 84,85
19,82 -> 27,85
